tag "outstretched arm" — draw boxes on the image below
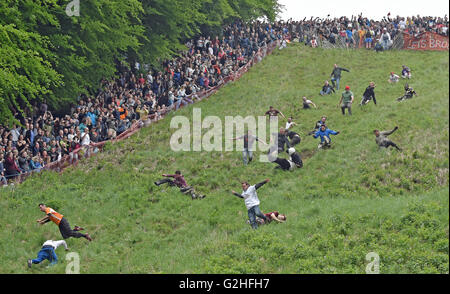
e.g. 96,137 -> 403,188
231,190 -> 244,198
37,216 -> 50,224
255,179 -> 269,190
381,126 -> 398,136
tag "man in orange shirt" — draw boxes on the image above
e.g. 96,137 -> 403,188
37,204 -> 92,241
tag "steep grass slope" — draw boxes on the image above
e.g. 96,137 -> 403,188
1,45 -> 448,273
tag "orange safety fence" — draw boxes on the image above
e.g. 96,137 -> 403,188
3,40 -> 280,186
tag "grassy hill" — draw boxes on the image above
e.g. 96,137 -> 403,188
1,44 -> 448,274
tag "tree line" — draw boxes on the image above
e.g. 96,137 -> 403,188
0,0 -> 280,125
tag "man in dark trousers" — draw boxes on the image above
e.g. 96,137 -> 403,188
231,179 -> 270,229
154,170 -> 206,199
374,126 -> 402,151
37,204 -> 92,241
330,64 -> 350,90
360,82 -> 377,106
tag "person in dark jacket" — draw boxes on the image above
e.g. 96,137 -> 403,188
330,64 -> 350,90
360,82 -> 377,106
319,80 -> 335,95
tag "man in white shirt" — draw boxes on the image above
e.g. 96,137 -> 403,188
81,128 -> 90,146
28,240 -> 69,268
231,179 -> 270,229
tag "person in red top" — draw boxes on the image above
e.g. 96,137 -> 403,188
154,170 -> 206,199
37,204 -> 92,241
254,211 -> 286,225
4,151 -> 21,179
263,211 -> 286,223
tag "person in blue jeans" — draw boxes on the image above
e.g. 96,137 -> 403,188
313,124 -> 340,149
231,179 -> 269,229
28,240 -> 68,268
330,64 -> 350,90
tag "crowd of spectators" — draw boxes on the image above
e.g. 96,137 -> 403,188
0,20 -> 289,186
283,14 -> 448,50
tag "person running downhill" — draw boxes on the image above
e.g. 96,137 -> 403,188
330,64 -> 350,90
28,240 -> 68,268
230,130 -> 268,165
231,179 -> 269,229
37,204 -> 92,241
313,124 -> 340,149
360,82 -> 377,106
374,126 -> 402,151
338,85 -> 354,115
154,170 -> 206,199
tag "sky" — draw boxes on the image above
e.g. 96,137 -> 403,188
277,0 -> 449,21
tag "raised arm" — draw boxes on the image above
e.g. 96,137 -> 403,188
255,179 -> 269,190
381,126 -> 398,136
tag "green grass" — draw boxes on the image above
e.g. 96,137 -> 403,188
0,45 -> 448,273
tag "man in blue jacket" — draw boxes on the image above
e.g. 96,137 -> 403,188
313,124 -> 340,149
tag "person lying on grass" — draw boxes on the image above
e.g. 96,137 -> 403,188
28,240 -> 69,268
154,170 -> 206,199
268,148 -> 303,171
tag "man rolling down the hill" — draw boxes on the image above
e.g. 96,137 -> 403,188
231,179 -> 269,229
37,204 -> 92,241
307,116 -> 327,135
154,170 -> 206,199
313,124 -> 340,149
360,82 -> 377,106
374,126 -> 402,151
27,240 -> 69,268
268,147 -> 303,170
